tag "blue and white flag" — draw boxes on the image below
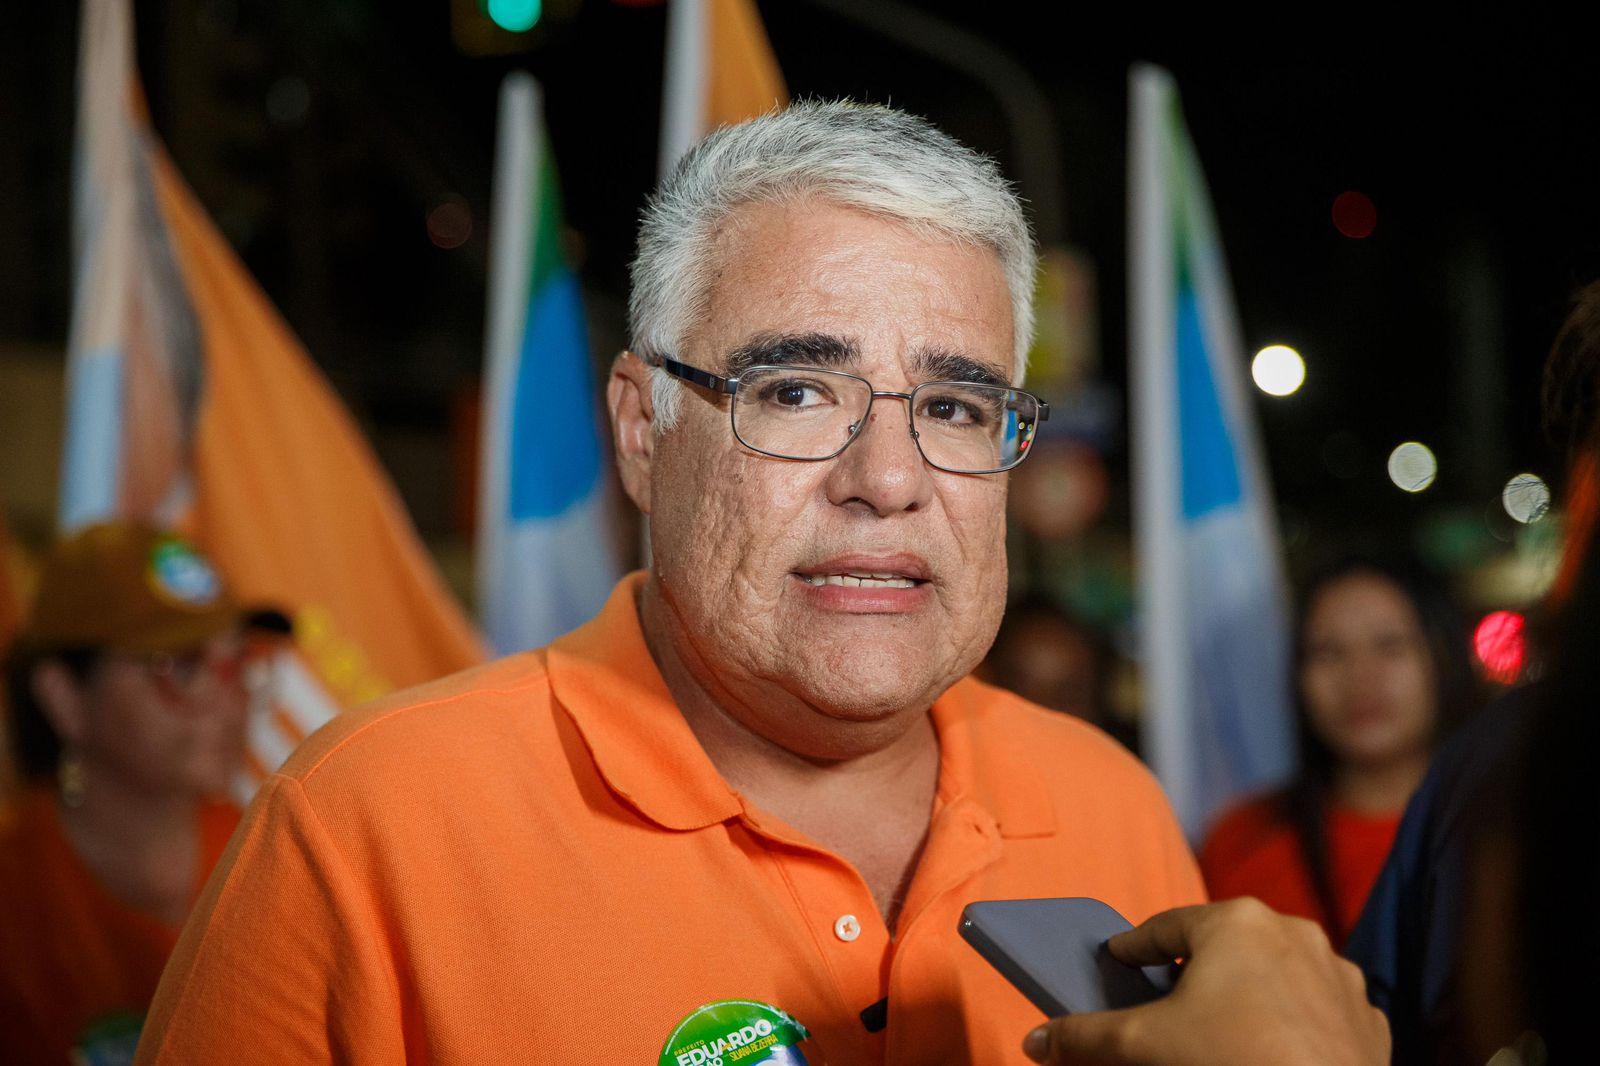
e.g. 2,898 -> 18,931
478,74 -> 620,654
1129,64 -> 1296,839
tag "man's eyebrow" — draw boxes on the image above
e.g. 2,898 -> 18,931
913,346 -> 1010,388
725,333 -> 860,377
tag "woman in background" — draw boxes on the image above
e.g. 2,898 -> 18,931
0,523 -> 269,1065
1200,556 -> 1478,946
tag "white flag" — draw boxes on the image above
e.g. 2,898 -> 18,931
1129,63 -> 1297,838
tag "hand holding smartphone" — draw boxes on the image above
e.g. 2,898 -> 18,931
958,897 -> 1177,1017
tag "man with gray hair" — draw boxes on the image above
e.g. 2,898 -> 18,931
136,102 -> 1203,1064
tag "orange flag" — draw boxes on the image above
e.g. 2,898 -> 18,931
64,0 -> 485,791
658,0 -> 788,176
153,148 -> 485,694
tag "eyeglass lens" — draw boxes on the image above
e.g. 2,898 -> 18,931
730,366 -> 1038,473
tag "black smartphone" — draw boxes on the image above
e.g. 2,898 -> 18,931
958,897 -> 1177,1016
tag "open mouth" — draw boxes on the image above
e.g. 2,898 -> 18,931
791,554 -> 933,592
795,572 -> 924,589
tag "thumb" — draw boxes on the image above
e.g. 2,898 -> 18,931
1023,1007 -> 1148,1065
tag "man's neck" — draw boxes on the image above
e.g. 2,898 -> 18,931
57,769 -> 200,927
636,581 -> 941,926
635,579 -> 939,793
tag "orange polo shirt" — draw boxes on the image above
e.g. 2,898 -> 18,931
0,788 -> 238,1065
138,573 -> 1202,1064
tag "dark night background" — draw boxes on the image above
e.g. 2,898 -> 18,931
4,1 -> 1598,609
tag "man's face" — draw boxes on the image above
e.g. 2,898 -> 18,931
642,199 -> 1015,753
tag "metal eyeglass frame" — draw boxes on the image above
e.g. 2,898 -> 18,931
644,352 -> 1050,475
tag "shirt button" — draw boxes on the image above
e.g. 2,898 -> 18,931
834,914 -> 861,942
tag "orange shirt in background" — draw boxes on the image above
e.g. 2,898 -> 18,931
0,788 -> 238,1064
1199,793 -> 1402,946
137,573 -> 1204,1065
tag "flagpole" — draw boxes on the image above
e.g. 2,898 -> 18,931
648,0 -> 712,565
62,0 -> 138,531
1129,64 -> 1196,831
658,0 -> 708,178
479,73 -> 541,634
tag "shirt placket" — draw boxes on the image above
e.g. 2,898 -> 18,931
736,806 -> 894,1058
883,795 -> 1006,1066
732,791 -> 1009,1063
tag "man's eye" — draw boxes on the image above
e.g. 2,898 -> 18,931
921,395 -> 988,426
764,380 -> 831,408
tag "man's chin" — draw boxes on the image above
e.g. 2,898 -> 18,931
751,688 -> 930,760
775,620 -> 967,706
783,668 -> 950,725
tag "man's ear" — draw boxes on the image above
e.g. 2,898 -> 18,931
608,351 -> 655,515
30,660 -> 89,750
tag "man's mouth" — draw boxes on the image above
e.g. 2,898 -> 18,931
790,553 -> 932,590
796,572 -> 922,589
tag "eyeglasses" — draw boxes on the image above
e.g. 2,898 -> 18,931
646,354 -> 1049,475
138,635 -> 249,701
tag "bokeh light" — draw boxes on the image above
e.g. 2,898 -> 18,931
1387,442 -> 1437,493
1251,344 -> 1306,396
1473,610 -> 1526,685
1502,472 -> 1552,524
487,0 -> 543,33
426,200 -> 473,250
1332,191 -> 1377,239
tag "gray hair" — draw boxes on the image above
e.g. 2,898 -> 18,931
629,100 -> 1038,428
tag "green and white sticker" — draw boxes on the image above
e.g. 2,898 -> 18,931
660,1000 -> 816,1066
147,538 -> 221,606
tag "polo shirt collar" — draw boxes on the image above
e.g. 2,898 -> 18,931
546,572 -> 742,831
547,572 -> 1056,840
931,677 -> 1058,839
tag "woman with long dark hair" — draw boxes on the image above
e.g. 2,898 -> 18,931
1199,556 -> 1479,946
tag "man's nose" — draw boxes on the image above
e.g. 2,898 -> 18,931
822,398 -> 934,516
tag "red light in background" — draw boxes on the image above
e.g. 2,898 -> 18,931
1332,191 -> 1377,239
426,200 -> 473,250
1473,610 -> 1526,685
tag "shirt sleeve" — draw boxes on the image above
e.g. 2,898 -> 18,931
1123,754 -> 1211,919
1161,801 -> 1210,911
135,773 -> 406,1064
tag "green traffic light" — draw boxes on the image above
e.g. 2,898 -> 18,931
486,0 -> 541,33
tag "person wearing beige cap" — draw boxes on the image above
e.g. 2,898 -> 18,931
0,522 -> 276,1065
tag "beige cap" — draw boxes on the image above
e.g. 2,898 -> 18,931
17,522 -> 252,655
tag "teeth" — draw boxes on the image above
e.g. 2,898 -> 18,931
802,573 -> 917,588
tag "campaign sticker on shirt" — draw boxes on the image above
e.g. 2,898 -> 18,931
147,538 -> 222,607
660,1000 -> 816,1066
72,1010 -> 143,1066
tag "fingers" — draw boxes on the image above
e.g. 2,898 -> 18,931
1104,903 -> 1211,965
1335,955 -> 1370,1003
1049,899 -> 1391,1066
1368,1006 -> 1393,1060
1106,897 -> 1277,966
1023,1007 -> 1148,1064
